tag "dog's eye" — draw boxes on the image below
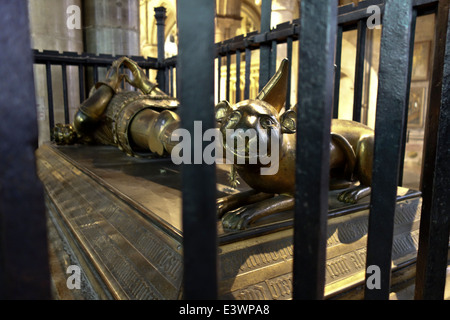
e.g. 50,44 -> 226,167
225,111 -> 241,128
260,116 -> 275,129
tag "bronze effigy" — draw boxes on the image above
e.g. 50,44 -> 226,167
53,57 -> 377,230
53,57 -> 180,158
40,57 -> 422,298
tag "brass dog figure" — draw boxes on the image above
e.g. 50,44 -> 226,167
216,59 -> 374,230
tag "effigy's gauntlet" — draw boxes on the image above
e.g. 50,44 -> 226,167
93,57 -> 127,93
122,57 -> 158,95
52,123 -> 78,144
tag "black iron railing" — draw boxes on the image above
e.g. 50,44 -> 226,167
23,0 -> 450,300
33,50 -> 160,135
174,0 -> 450,300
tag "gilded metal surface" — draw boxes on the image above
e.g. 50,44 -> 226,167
255,58 -> 290,113
37,144 -> 422,300
219,194 -> 422,300
37,144 -> 183,299
51,57 -> 379,231
216,59 -> 376,229
53,57 -> 179,157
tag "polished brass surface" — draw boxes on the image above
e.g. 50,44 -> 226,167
256,58 -> 289,113
219,193 -> 422,299
53,57 -> 179,158
37,143 -> 422,299
216,59 -> 376,229
38,144 -> 184,299
52,57 -> 378,230
43,57 -> 421,299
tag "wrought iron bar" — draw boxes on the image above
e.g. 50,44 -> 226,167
293,0 -> 337,300
364,0 -> 413,300
259,0 -> 272,90
415,0 -> 450,300
333,26 -> 343,119
0,0 -> 50,299
177,0 -> 218,299
353,20 -> 367,122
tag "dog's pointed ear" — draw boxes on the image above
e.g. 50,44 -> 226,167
256,58 -> 289,114
215,100 -> 232,124
280,107 -> 296,134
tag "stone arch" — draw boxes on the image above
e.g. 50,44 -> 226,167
240,0 -> 261,34
140,0 -> 266,58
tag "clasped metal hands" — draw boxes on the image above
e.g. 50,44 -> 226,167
104,56 -> 156,94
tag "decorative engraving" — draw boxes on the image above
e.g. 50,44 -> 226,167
220,238 -> 293,279
265,274 -> 292,299
394,200 -> 421,224
392,229 -> 419,260
223,197 -> 422,299
38,144 -> 422,300
349,248 -> 367,270
326,256 -> 351,280
336,218 -> 368,243
235,285 -> 268,300
37,145 -> 183,299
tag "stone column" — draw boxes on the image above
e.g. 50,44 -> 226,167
28,0 -> 84,144
83,0 -> 140,91
155,7 -> 166,91
83,0 -> 140,56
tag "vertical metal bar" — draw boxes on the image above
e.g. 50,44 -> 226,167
217,55 -> 222,102
293,0 -> 337,300
235,49 -> 241,102
364,0 -> 413,300
259,0 -> 272,91
226,52 -> 231,102
353,20 -> 367,123
286,36 -> 293,109
398,9 -> 418,187
61,63 -> 70,124
270,40 -> 277,78
155,6 -> 167,63
177,0 -> 217,300
170,66 -> 174,97
415,0 -> 450,300
120,64 -> 125,90
93,65 -> 99,84
244,48 -> 251,99
164,67 -> 170,93
45,62 -> 55,135
361,28 -> 374,126
0,0 -> 50,299
176,65 -> 180,100
155,6 -> 167,93
78,64 -> 85,104
260,0 -> 272,34
333,26 -> 343,119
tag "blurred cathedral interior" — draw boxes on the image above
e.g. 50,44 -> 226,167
29,0 -> 434,191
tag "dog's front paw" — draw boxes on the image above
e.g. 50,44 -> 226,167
216,197 -> 229,219
222,206 -> 255,230
338,186 -> 371,204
